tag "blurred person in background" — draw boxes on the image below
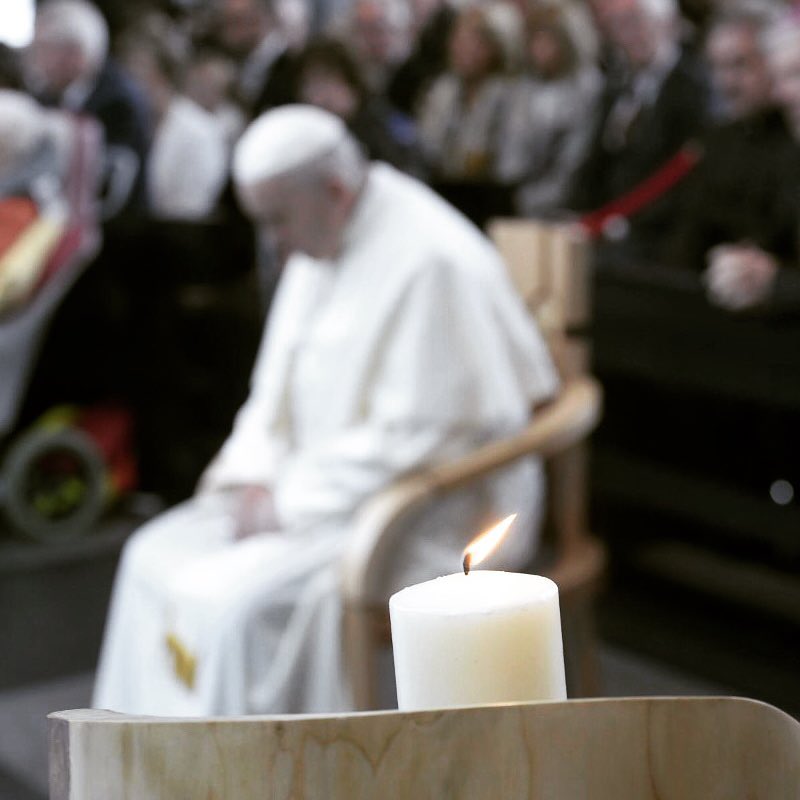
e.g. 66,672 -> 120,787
497,0 -> 602,218
0,88 -> 95,206
108,16 -> 260,500
119,32 -> 228,221
296,36 -> 422,172
671,3 -> 796,276
676,0 -> 720,53
183,46 -> 247,148
192,0 -> 303,310
27,0 -> 151,220
385,0 -> 456,115
334,0 -> 412,93
417,1 -> 522,225
0,43 -> 24,90
704,1 -> 774,122
206,0 -> 300,115
0,91 -> 52,192
568,0 -> 709,265
19,1 -> 151,448
701,11 -> 800,314
93,104 -> 558,717
275,0 -> 313,49
0,88 -> 103,438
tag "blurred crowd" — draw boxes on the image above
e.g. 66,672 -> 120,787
1,0 -> 800,499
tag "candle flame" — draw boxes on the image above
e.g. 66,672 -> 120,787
462,514 -> 517,575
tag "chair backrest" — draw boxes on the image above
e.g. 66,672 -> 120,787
487,218 -> 591,380
487,218 -> 596,549
50,697 -> 800,799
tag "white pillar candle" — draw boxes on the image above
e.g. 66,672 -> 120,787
390,571 -> 566,710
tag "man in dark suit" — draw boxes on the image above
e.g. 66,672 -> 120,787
207,0 -> 299,118
28,0 -> 151,219
671,6 -> 798,281
569,0 -> 709,266
698,13 -> 800,315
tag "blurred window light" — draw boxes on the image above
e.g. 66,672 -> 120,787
0,0 -> 35,48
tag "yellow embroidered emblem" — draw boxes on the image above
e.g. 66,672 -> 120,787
165,632 -> 197,689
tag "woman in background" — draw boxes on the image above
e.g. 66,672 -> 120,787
497,1 -> 601,217
120,30 -> 228,221
296,37 -> 422,174
416,1 -> 521,224
417,1 -> 521,183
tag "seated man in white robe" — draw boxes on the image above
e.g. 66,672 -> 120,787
93,105 -> 559,717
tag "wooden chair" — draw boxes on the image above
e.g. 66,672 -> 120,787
49,697 -> 800,798
341,220 -> 606,709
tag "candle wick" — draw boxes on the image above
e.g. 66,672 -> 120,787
463,553 -> 472,576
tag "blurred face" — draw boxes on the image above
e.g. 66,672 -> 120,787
217,0 -> 270,58
591,0 -> 667,70
769,35 -> 800,137
706,23 -> 771,120
449,13 -> 496,81
354,2 -> 396,64
184,58 -> 235,112
121,48 -> 162,101
300,69 -> 359,121
26,33 -> 85,95
274,0 -> 310,48
528,27 -> 566,78
239,173 -> 345,264
410,0 -> 443,34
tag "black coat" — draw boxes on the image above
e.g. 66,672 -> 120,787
79,59 -> 153,217
249,50 -> 299,118
569,51 -> 709,264
672,107 -> 800,271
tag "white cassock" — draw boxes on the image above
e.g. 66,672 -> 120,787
93,163 -> 559,716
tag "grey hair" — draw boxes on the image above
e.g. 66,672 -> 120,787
761,11 -> 800,63
637,0 -> 678,23
0,90 -> 48,174
708,0 -> 782,44
327,0 -> 412,56
35,0 -> 109,71
288,133 -> 368,192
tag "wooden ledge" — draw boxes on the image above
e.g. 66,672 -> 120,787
50,697 -> 800,799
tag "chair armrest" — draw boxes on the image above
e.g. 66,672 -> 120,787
341,376 -> 602,605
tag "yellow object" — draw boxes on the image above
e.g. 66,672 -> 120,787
0,213 -> 65,313
165,632 -> 197,690
35,405 -> 80,431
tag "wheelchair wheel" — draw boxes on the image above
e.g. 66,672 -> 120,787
1,426 -> 107,542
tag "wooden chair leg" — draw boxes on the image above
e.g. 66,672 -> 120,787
342,605 -> 378,711
562,591 -> 603,698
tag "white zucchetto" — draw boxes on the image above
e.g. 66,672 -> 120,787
232,105 -> 348,187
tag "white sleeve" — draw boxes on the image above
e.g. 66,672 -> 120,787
197,255 -> 324,492
197,387 -> 289,493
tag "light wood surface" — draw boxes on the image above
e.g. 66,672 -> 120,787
50,697 -> 800,799
486,218 -> 590,332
